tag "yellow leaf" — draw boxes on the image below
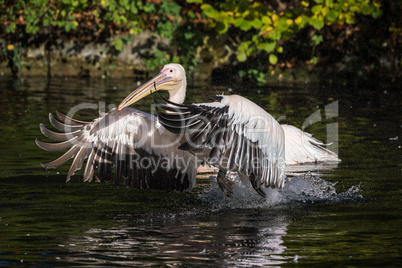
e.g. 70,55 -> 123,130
321,6 -> 329,16
295,16 -> 302,24
272,14 -> 278,25
301,1 -> 309,7
7,44 -> 14,51
73,21 -> 78,27
286,19 -> 293,26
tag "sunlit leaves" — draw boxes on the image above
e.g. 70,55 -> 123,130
251,18 -> 263,29
237,51 -> 247,62
0,0 -> 386,75
269,54 -> 278,65
309,17 -> 325,30
261,16 -> 272,25
199,0 -> 383,67
201,4 -> 216,18
258,41 -> 276,53
326,10 -> 339,21
186,0 -> 203,4
312,5 -> 323,14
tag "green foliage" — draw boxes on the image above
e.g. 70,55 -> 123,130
0,0 -> 394,83
0,0 -> 194,74
199,0 -> 383,67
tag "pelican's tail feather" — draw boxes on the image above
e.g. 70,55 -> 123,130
282,124 -> 340,165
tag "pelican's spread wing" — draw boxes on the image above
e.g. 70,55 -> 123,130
36,108 -> 197,191
282,124 -> 340,165
155,94 -> 286,191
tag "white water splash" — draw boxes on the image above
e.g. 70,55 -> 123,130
200,173 -> 362,209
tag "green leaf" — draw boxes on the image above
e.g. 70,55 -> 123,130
160,0 -> 181,17
326,10 -> 338,21
238,41 -> 250,51
6,22 -> 16,33
113,39 -> 124,51
118,15 -> 127,24
345,13 -> 355,24
143,3 -> 155,13
311,34 -> 323,46
246,47 -> 255,56
312,5 -> 322,14
277,17 -> 289,31
238,70 -> 246,78
216,22 -> 228,34
269,54 -> 278,65
239,19 -> 252,31
372,9 -> 383,19
184,32 -> 195,40
119,0 -> 129,10
130,2 -> 138,14
309,17 -> 324,30
65,23 -> 71,32
251,18 -> 262,29
261,16 -> 272,25
310,56 -> 318,64
361,4 -> 374,15
201,4 -> 217,18
258,41 -> 276,53
237,51 -> 247,62
266,28 -> 282,40
350,5 -> 361,13
234,18 -> 244,27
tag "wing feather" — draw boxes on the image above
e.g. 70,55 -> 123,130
39,123 -> 80,141
49,113 -> 83,132
56,111 -> 90,125
37,107 -> 198,192
154,95 -> 286,192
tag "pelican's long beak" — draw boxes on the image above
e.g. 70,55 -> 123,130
118,72 -> 173,110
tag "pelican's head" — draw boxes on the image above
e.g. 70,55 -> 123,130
118,63 -> 186,110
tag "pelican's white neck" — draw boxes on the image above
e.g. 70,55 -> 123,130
168,76 -> 187,104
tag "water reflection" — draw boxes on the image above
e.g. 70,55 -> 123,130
60,210 -> 289,266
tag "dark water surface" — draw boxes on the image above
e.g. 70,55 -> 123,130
0,76 -> 401,266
